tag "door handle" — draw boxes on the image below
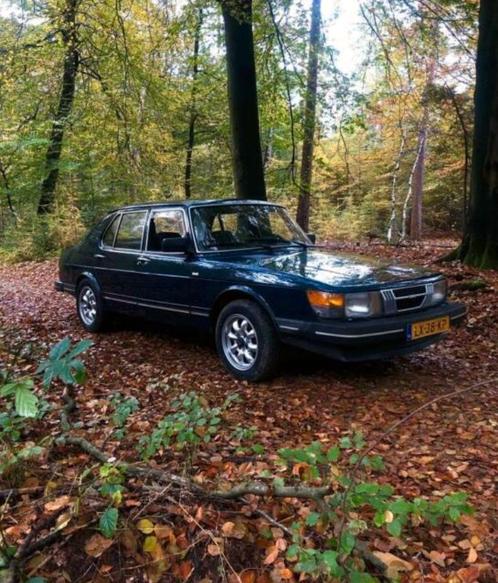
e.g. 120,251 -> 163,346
94,253 -> 105,259
137,256 -> 150,266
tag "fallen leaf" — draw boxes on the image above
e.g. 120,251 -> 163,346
44,495 -> 70,512
137,518 -> 155,534
467,547 -> 478,564
84,533 -> 113,558
372,551 -> 413,579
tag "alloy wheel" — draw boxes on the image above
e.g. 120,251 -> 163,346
221,313 -> 259,371
79,286 -> 97,326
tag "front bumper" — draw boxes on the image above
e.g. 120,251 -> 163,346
277,302 -> 466,362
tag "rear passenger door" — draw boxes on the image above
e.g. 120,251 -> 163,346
98,210 -> 148,306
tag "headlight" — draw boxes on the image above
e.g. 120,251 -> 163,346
306,290 -> 345,318
345,291 -> 383,318
428,279 -> 447,306
307,290 -> 383,318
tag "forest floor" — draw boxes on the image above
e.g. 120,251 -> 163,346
0,241 -> 497,583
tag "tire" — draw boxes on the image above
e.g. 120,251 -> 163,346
215,299 -> 280,381
76,279 -> 106,332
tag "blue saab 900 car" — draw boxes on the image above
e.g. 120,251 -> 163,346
56,199 -> 466,381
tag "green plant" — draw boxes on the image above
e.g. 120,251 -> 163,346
36,337 -> 93,387
276,434 -> 473,580
110,393 -> 140,439
0,337 -> 91,479
138,392 -> 239,459
98,464 -> 125,538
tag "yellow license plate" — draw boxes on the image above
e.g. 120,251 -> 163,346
409,316 -> 450,340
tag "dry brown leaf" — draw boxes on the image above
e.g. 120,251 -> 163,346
264,545 -> 279,565
466,547 -> 478,564
44,495 -> 70,512
84,534 -> 113,558
240,571 -> 256,583
372,551 -> 413,579
429,550 -> 446,567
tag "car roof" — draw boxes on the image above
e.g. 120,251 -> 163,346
113,199 -> 282,213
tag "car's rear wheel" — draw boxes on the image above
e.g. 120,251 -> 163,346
77,280 -> 106,332
215,299 -> 280,381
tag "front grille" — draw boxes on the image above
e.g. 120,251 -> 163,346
381,283 -> 433,315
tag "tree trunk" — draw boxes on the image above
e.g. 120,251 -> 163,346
459,0 -> 498,268
296,0 -> 321,231
409,56 -> 435,240
221,0 -> 266,201
184,8 -> 203,199
37,0 -> 79,215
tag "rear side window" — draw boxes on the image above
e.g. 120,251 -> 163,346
102,214 -> 120,247
114,211 -> 147,250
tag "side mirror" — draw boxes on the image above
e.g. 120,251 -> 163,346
161,235 -> 191,253
307,233 -> 316,244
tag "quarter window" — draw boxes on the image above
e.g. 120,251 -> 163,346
114,211 -> 147,250
102,214 -> 120,247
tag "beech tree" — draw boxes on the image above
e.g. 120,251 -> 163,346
38,0 -> 80,215
220,0 -> 266,201
296,0 -> 321,231
458,0 -> 498,268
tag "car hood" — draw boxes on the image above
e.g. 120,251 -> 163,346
208,247 -> 437,289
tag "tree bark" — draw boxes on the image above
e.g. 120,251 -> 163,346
37,0 -> 79,215
459,0 -> 498,268
184,8 -> 203,199
296,0 -> 321,231
221,0 -> 266,201
409,56 -> 435,241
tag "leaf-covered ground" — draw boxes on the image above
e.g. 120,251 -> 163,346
0,243 -> 497,582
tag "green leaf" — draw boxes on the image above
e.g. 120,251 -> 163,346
322,550 -> 341,576
68,339 -> 93,358
305,512 -> 321,526
339,436 -> 352,449
15,382 -> 39,418
326,445 -> 340,462
386,518 -> 402,537
49,337 -> 71,360
99,507 -> 118,538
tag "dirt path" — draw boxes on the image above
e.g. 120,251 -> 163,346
0,251 -> 497,580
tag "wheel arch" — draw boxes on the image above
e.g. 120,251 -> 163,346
76,271 -> 102,294
210,286 -> 277,329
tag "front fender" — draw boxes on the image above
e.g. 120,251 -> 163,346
212,285 -> 278,326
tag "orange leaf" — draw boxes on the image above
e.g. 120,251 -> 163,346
466,547 -> 478,564
264,545 -> 279,565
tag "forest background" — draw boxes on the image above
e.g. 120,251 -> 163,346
0,0 -> 481,262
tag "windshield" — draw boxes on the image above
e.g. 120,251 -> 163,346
191,204 -> 310,251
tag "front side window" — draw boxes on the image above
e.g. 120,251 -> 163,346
147,209 -> 186,251
114,211 -> 147,250
191,204 -> 309,251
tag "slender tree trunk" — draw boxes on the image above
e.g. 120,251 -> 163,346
386,128 -> 406,243
459,0 -> 498,268
184,8 -> 203,199
38,0 -> 79,215
296,0 -> 321,231
221,0 -> 266,200
409,57 -> 435,240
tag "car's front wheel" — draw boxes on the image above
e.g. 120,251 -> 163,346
76,280 -> 106,332
215,299 -> 280,381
